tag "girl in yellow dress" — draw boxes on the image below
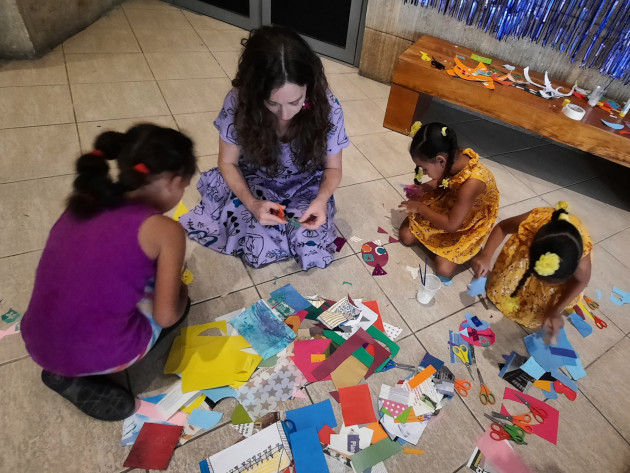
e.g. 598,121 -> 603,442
398,122 -> 500,277
471,202 -> 592,342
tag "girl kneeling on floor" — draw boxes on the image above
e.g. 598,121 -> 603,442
471,202 -> 592,342
398,122 -> 500,278
21,124 -> 196,421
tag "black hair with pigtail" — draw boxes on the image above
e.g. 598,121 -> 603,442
68,124 -> 196,219
409,122 -> 459,185
509,202 -> 584,303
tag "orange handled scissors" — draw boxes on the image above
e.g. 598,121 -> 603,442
454,378 -> 471,397
515,393 -> 547,424
490,411 -> 534,434
477,368 -> 495,405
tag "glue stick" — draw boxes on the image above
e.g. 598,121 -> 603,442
620,99 -> 630,118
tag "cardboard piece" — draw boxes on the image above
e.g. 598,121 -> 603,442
501,387 -> 559,444
331,355 -> 369,389
123,423 -> 183,469
232,404 -> 253,425
350,439 -> 402,473
290,428 -> 329,473
286,400 -> 337,433
338,384 -> 377,426
188,409 -> 223,430
292,339 -> 332,382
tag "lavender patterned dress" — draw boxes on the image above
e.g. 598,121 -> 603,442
181,88 -> 349,270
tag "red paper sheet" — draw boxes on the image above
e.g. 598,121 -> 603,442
318,424 -> 336,444
292,339 -> 332,382
362,301 -> 384,332
123,423 -> 183,469
338,384 -> 377,426
500,387 -> 559,445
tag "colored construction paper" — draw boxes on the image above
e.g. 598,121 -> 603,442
388,236 -> 399,243
550,369 -> 578,393
181,394 -> 207,414
554,380 -> 577,401
269,284 -> 312,316
258,354 -> 278,367
290,427 -> 329,473
311,353 -> 326,362
333,236 -> 347,252
565,357 -> 587,380
172,201 -> 189,221
533,380 -> 551,391
549,346 -> 577,358
396,407 -> 412,423
188,409 -> 223,430
611,286 -> 630,305
123,423 -> 183,469
520,357 -> 546,380
501,387 -> 559,444
339,384 -> 377,426
292,339 -> 332,382
524,328 -> 578,372
408,365 -> 436,389
601,119 -> 625,130
331,355 -> 369,389
377,227 -> 388,233
471,53 -> 492,64
366,422 -> 388,444
543,383 -> 558,400
230,300 -> 296,360
318,424 -> 336,445
372,264 -> 387,276
313,328 -> 391,381
568,312 -> 593,338
420,352 -> 444,371
467,277 -> 488,297
362,301 -> 385,331
286,400 -> 337,432
438,274 -> 453,286
404,448 -> 425,454
231,404 -> 252,425
329,391 -> 340,403
350,438 -> 402,473
201,386 -> 238,403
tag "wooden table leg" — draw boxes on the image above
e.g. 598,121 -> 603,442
384,84 -> 421,135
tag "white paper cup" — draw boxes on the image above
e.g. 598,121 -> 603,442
416,274 -> 441,304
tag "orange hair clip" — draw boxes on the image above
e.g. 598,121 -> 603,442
134,163 -> 150,174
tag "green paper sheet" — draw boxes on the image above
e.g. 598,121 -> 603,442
232,404 -> 253,425
258,354 -> 278,367
396,406 -> 412,423
471,53 -> 492,64
350,438 -> 403,472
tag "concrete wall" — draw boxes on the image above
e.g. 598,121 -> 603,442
0,0 -> 124,59
359,0 -> 629,102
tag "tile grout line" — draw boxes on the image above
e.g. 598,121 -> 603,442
0,355 -> 30,369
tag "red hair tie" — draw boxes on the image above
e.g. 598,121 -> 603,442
90,149 -> 104,157
134,163 -> 150,174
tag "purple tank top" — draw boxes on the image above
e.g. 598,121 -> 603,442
22,202 -> 158,376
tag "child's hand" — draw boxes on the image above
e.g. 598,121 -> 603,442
398,200 -> 425,215
404,184 -> 424,200
542,313 -> 564,345
299,199 -> 327,229
249,200 -> 287,226
471,253 -> 492,277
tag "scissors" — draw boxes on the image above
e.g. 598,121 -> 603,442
515,393 -> 547,424
477,368 -> 495,405
578,301 -> 607,329
381,359 -> 418,373
452,345 -> 475,380
454,378 -> 471,397
490,411 -> 534,434
484,414 -> 527,445
584,296 -> 599,310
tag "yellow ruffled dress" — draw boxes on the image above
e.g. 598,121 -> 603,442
486,207 -> 593,328
408,148 -> 499,264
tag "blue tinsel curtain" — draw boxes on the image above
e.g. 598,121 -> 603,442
402,0 -> 630,84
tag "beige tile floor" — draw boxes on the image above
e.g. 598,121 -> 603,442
1,1 -> 629,472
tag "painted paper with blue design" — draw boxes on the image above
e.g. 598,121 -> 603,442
268,284 -> 312,318
230,300 -> 296,360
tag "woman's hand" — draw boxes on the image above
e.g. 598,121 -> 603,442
299,199 -> 327,229
471,251 -> 492,278
398,200 -> 425,215
542,311 -> 564,345
248,200 -> 287,226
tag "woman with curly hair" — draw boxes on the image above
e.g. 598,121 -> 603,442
181,26 -> 349,270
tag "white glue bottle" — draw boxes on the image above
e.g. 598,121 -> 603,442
588,85 -> 604,107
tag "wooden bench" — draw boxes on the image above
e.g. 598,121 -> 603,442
384,35 -> 630,168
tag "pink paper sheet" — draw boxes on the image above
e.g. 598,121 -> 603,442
291,339 -> 332,382
136,400 -> 189,426
500,387 -> 559,445
477,430 -> 531,473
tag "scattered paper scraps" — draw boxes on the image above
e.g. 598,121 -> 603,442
122,412 -> 173,447
471,53 -> 492,64
0,323 -> 20,341
459,313 -> 495,347
361,241 -> 389,269
230,300 -> 296,360
498,352 -> 535,392
601,119 -> 625,130
366,422 -> 388,444
350,438 -> 402,473
269,284 -> 313,318
123,423 -> 183,470
231,404 -> 252,425
568,311 -> 593,338
339,384 -> 377,426
311,353 -> 326,362
180,393 -> 206,414
611,286 -> 630,305
292,338 -> 332,382
201,386 -> 237,403
380,415 -> 428,445
286,400 -> 337,433
501,387 -> 560,445
164,321 -> 261,392
318,296 -> 362,329
472,430 -> 530,473
154,379 -> 200,420
188,409 -> 222,430
236,355 -> 307,419
333,236 -> 347,252
350,236 -> 362,243
519,357 -> 546,380
420,352 -> 444,371
467,277 -> 487,297
382,323 -> 403,341
199,422 -> 291,473
331,355 -> 369,389
524,328 -> 579,373
0,308 -> 22,340
406,266 -> 420,280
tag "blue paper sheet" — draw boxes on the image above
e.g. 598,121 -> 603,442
551,369 -> 579,393
542,383 -> 558,400
524,328 -> 578,372
520,357 -> 546,380
285,400 -> 337,433
568,312 -> 593,338
188,409 -> 223,430
420,352 -> 444,371
565,357 -> 587,380
230,300 -> 296,360
611,286 -> 630,305
438,275 -> 453,286
201,386 -> 237,403
290,428 -> 329,473
467,277 -> 487,297
269,284 -> 312,313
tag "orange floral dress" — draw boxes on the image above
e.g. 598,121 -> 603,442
408,149 -> 499,264
486,207 -> 593,328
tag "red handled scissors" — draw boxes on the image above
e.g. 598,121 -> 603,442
484,414 -> 527,445
515,393 -> 547,424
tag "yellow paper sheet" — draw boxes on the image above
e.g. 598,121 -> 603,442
180,393 -> 206,414
173,201 -> 189,221
330,355 -> 369,390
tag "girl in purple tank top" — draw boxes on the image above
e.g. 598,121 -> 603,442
21,124 -> 197,421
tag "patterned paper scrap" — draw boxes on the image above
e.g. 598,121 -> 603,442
231,422 -> 255,438
383,323 -> 403,341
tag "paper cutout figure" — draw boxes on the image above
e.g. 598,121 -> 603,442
377,227 -> 388,234
361,241 -> 389,269
520,357 -> 546,380
388,236 -> 399,243
372,264 -> 387,276
339,384 -> 377,426
318,425 -> 335,445
611,286 -> 630,305
333,236 -> 347,252
123,423 -> 183,469
522,66 -> 576,98
500,387 -> 559,444
459,313 -> 495,347
446,56 -> 495,89
601,120 -> 625,130
524,328 -> 578,372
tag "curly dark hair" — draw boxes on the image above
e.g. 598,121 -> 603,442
232,26 -> 332,175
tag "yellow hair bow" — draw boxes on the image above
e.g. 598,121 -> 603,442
441,126 -> 448,137
534,252 -> 561,277
410,121 -> 422,138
